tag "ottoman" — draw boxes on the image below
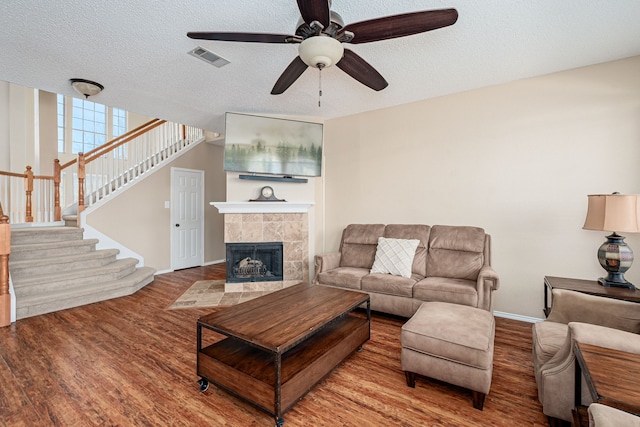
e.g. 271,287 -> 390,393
401,302 -> 495,410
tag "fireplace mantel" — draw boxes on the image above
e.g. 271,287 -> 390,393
210,201 -> 314,214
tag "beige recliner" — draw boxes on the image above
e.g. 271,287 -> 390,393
532,289 -> 640,425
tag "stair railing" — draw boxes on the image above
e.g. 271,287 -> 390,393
0,202 -> 10,327
60,119 -> 203,219
0,119 -> 204,225
0,167 -> 56,224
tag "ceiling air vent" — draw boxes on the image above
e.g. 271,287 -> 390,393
188,46 -> 230,68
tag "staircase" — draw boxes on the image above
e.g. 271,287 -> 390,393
9,226 -> 155,319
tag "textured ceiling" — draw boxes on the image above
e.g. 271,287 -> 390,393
1,0 -> 640,134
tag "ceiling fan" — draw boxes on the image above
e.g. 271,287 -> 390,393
187,0 -> 458,95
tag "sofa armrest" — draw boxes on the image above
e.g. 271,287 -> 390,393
313,252 -> 342,284
547,289 -> 640,333
476,265 -> 499,311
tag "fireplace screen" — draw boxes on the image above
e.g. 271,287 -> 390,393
226,242 -> 283,283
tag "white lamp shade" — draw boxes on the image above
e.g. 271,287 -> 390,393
298,36 -> 344,69
583,194 -> 640,233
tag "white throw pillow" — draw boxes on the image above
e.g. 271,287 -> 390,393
370,237 -> 420,278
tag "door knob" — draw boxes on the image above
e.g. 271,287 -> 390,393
175,224 -> 180,227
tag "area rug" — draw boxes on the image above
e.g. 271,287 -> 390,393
167,279 -> 275,309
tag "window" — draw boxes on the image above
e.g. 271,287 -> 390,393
112,107 -> 127,138
71,98 -> 106,154
57,94 -> 65,152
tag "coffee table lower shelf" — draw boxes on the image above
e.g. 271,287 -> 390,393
197,314 -> 370,425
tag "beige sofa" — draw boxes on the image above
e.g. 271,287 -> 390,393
313,224 -> 500,317
532,289 -> 640,425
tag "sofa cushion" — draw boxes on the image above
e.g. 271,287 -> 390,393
401,302 -> 495,369
427,225 -> 485,280
413,277 -> 478,307
317,267 -> 369,290
362,273 -> 419,297
339,224 -> 385,269
370,237 -> 420,278
384,224 -> 430,277
532,320 -> 568,369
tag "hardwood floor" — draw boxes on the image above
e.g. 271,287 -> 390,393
0,264 -> 549,426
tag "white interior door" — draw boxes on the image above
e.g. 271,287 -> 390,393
171,168 -> 204,270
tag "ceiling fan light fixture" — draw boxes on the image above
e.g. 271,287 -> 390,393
298,36 -> 344,68
70,78 -> 104,98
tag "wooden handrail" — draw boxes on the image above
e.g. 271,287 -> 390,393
0,212 -> 10,327
83,118 -> 164,159
85,119 -> 167,163
59,118 -> 164,171
0,170 -> 27,178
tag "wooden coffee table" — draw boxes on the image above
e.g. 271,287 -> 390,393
573,342 -> 640,426
196,283 -> 370,426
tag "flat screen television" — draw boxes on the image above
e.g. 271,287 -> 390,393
223,112 -> 323,177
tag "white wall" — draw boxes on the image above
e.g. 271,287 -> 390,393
321,56 -> 640,319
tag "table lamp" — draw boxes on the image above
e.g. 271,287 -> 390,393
583,193 -> 640,290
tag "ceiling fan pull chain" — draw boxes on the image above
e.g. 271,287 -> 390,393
318,64 -> 323,107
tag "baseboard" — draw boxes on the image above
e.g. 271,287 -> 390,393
155,259 -> 225,276
494,310 -> 544,323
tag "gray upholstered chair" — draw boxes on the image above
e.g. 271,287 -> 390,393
532,289 -> 640,426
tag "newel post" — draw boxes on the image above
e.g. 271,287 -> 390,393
0,211 -> 11,327
77,153 -> 86,220
24,166 -> 34,222
53,159 -> 61,221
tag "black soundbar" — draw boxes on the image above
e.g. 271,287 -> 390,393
238,174 -> 308,183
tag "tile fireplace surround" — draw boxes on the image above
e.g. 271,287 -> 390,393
211,202 -> 314,293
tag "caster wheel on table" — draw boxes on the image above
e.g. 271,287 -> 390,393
357,345 -> 364,352
198,378 -> 209,392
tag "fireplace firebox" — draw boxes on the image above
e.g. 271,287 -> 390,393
226,242 -> 284,283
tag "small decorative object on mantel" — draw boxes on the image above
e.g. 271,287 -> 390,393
250,186 -> 286,202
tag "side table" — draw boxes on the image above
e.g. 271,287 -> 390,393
543,276 -> 640,317
573,342 -> 640,426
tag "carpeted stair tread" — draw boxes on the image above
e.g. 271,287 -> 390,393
10,238 -> 99,260
16,267 -> 156,319
10,226 -> 84,245
10,247 -> 118,267
9,249 -> 120,278
12,258 -> 140,289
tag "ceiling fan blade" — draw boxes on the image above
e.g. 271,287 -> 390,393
271,56 -> 309,95
187,32 -> 297,44
342,8 -> 458,44
336,49 -> 388,91
296,0 -> 330,28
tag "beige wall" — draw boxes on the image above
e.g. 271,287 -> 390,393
85,141 -> 226,271
321,56 -> 640,319
38,91 -> 58,175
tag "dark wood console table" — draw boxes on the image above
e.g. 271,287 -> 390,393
573,342 -> 640,426
543,276 -> 640,317
196,283 -> 370,427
